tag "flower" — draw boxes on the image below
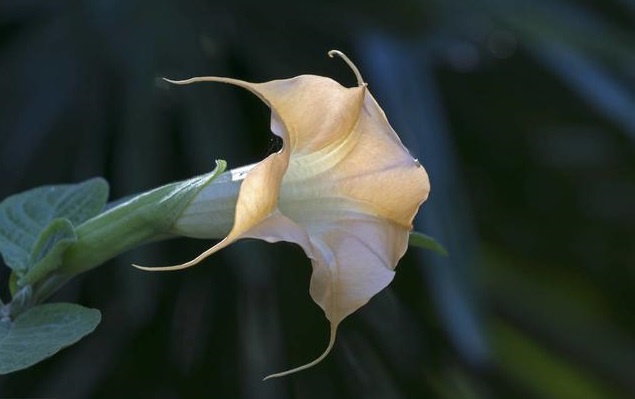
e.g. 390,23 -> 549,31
139,51 -> 430,378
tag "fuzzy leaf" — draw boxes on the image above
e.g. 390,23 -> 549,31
0,178 -> 108,273
0,303 -> 101,375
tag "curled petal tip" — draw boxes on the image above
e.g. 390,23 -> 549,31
162,76 -> 224,85
131,260 -> 197,272
328,50 -> 365,87
162,77 -> 184,85
132,242 -> 230,272
132,263 -> 177,272
262,324 -> 337,380
131,263 -> 156,271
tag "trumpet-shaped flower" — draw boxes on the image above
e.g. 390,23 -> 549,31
139,51 -> 430,378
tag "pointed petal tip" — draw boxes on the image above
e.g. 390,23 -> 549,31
162,77 -> 190,85
162,76 -> 243,86
132,239 -> 234,272
262,323 -> 338,380
131,262 -> 192,272
131,246 -> 222,272
327,50 -> 365,87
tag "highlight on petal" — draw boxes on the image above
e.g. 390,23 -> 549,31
146,51 -> 431,377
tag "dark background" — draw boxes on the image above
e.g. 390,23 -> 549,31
1,0 -> 634,398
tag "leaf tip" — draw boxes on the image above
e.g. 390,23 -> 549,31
408,231 -> 449,257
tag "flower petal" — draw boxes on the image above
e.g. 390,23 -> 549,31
246,212 -> 408,379
284,89 -> 429,228
306,218 -> 407,322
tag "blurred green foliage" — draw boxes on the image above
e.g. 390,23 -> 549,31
0,0 -> 634,398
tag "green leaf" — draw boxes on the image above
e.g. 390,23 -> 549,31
0,178 -> 108,273
408,231 -> 448,256
0,319 -> 9,339
0,303 -> 101,375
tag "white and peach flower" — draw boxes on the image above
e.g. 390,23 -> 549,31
138,51 -> 430,378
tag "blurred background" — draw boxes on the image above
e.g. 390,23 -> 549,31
1,0 -> 634,398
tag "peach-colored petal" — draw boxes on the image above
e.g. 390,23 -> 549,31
326,91 -> 429,225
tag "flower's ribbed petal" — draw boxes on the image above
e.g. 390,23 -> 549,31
248,77 -> 365,156
321,92 -> 430,228
256,217 -> 407,376
241,209 -> 309,247
237,211 -> 339,379
322,91 -> 429,228
306,218 -> 407,324
166,75 -> 364,156
242,212 -> 408,379
242,206 -> 406,319
281,88 -> 429,230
